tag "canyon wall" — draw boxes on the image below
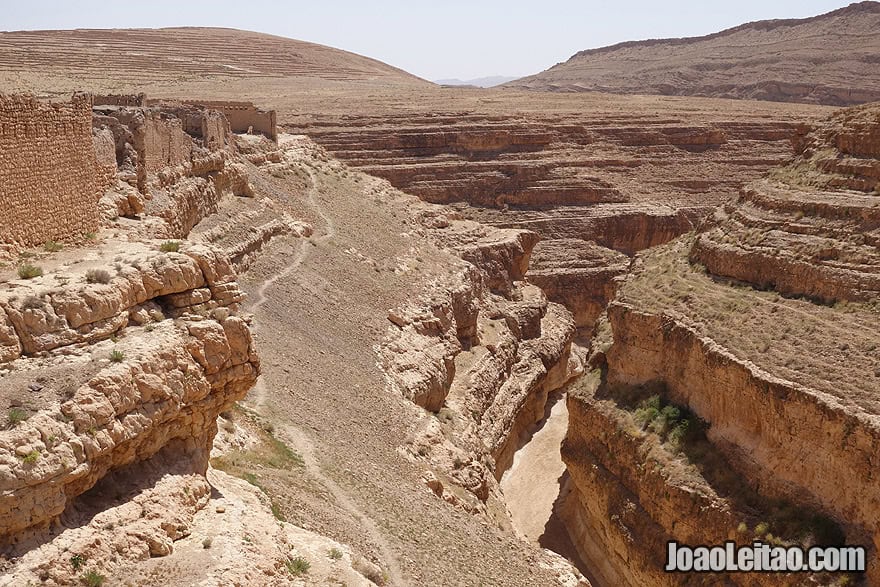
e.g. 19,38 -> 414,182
559,103 -> 880,585
379,208 -> 583,517
0,93 -> 109,247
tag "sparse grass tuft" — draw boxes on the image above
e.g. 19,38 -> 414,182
271,502 -> 285,521
109,349 -> 125,363
22,450 -> 40,464
85,268 -> 112,284
285,556 -> 310,576
160,240 -> 180,253
17,263 -> 43,280
80,570 -> 105,587
329,547 -> 343,560
22,295 -> 44,310
7,408 -> 29,427
43,240 -> 63,252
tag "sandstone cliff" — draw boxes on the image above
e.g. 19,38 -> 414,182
692,103 -> 880,303
0,242 -> 259,543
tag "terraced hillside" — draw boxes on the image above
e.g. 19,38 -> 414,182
506,1 -> 880,106
0,27 -> 428,95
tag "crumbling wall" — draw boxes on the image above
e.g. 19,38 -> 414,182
156,105 -> 231,151
189,100 -> 276,141
93,93 -> 146,107
0,93 -> 107,247
134,112 -> 194,174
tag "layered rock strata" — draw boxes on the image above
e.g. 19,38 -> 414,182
692,103 -> 880,303
527,239 -> 630,332
0,243 -> 259,543
562,235 -> 880,583
379,208 -> 582,514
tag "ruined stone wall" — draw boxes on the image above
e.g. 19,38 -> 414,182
133,113 -> 193,174
93,93 -> 146,107
190,100 -> 276,141
0,93 -> 105,247
157,105 -> 231,151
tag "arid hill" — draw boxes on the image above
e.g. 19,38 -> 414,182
0,27 -> 428,95
505,1 -> 880,105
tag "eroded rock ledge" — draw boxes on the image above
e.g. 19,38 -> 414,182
378,207 -> 582,518
0,244 -> 259,544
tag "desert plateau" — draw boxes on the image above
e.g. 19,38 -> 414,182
0,1 -> 878,585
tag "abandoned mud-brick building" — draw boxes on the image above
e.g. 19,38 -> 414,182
179,99 -> 276,141
0,93 -> 108,247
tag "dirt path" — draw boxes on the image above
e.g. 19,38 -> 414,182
250,167 -> 335,314
244,168 -> 405,585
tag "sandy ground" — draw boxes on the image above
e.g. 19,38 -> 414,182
501,393 -> 570,542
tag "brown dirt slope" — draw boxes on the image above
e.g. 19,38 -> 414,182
0,27 -> 428,95
505,1 -> 880,106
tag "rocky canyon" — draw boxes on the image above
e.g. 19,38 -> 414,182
0,5 -> 878,586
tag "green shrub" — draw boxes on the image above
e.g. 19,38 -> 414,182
667,420 -> 690,451
7,408 -> 28,427
160,240 -> 180,253
85,268 -> 112,284
70,554 -> 87,571
17,263 -> 43,279
285,556 -> 310,576
329,548 -> 343,560
109,349 -> 125,363
633,395 -> 661,428
22,450 -> 40,464
43,240 -> 63,252
754,522 -> 770,536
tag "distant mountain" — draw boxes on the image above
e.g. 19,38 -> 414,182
504,1 -> 880,106
435,76 -> 518,88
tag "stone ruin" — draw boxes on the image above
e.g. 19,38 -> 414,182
93,93 -> 278,141
0,93 -> 108,249
0,92 -> 275,251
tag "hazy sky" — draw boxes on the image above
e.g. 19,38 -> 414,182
1,0 -> 858,80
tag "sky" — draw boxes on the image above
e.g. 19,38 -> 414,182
0,0 -> 859,80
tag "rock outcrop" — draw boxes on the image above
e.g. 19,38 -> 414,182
379,204 -> 583,516
527,239 -> 629,331
0,243 -> 259,543
692,103 -> 880,303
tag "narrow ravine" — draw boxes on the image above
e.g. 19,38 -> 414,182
500,391 -> 594,581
